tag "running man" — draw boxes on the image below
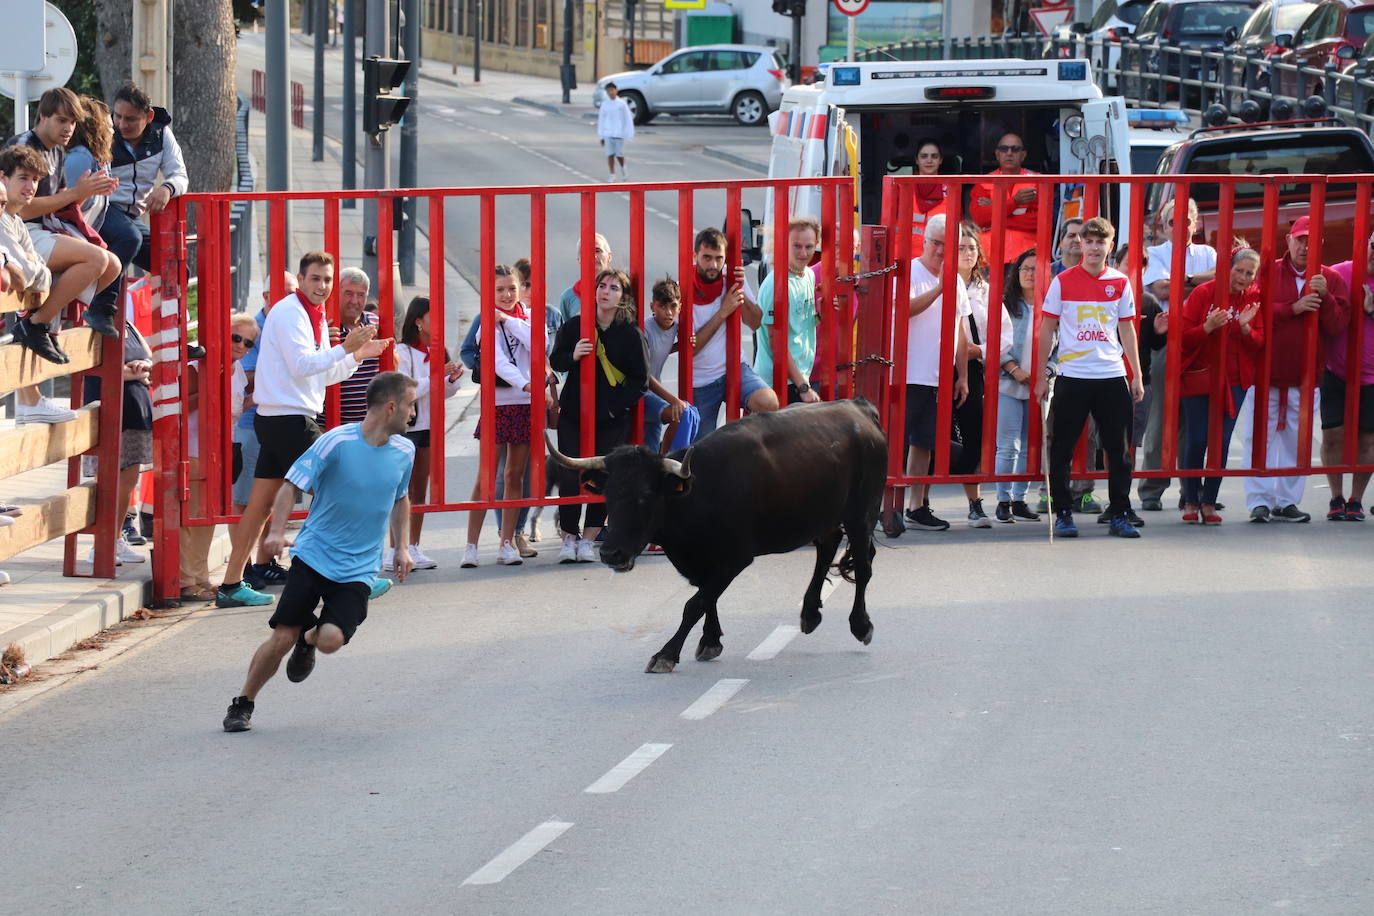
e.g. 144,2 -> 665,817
222,372 -> 418,733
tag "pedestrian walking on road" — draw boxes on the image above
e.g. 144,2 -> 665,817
597,83 -> 635,182
222,372 -> 418,733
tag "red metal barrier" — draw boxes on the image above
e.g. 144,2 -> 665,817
291,81 -> 305,130
147,172 -> 1374,602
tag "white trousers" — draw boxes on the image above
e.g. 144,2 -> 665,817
1235,385 -> 1320,511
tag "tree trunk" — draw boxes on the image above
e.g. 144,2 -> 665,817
93,0 -> 236,195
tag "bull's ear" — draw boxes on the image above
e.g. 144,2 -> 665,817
580,470 -> 607,495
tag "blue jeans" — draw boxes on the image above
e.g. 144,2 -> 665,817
995,393 -> 1030,503
95,206 -> 148,312
692,363 -> 770,441
1181,387 -> 1245,506
642,391 -> 702,453
231,423 -> 260,506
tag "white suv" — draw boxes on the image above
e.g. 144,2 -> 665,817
593,44 -> 790,126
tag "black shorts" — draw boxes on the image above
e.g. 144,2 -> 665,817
1319,370 -> 1374,431
268,557 -> 369,644
253,414 -> 322,479
405,428 -> 431,449
905,383 -> 938,449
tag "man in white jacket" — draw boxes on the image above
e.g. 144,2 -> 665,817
217,251 -> 392,608
597,83 -> 635,182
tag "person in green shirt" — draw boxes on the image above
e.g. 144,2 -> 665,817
750,217 -> 822,405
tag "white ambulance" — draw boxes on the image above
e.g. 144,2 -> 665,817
763,58 -> 1134,249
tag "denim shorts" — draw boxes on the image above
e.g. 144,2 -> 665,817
692,363 -> 771,438
604,137 -> 625,157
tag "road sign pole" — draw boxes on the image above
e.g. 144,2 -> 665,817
13,73 -> 29,133
847,15 -> 855,61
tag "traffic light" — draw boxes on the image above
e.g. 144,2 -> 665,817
363,56 -> 412,136
772,0 -> 804,16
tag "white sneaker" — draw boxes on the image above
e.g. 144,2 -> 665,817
0,515 -> 13,527
558,533 -> 578,564
497,540 -> 523,566
382,547 -> 395,571
16,397 -> 77,425
88,545 -> 127,567
460,544 -> 479,568
116,538 -> 146,564
409,544 -> 438,569
0,569 -> 9,586
576,539 -> 599,563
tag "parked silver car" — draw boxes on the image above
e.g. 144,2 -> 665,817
592,44 -> 790,126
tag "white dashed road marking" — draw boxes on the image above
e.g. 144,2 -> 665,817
462,820 -> 574,886
680,678 -> 750,720
747,625 -> 800,661
584,743 -> 672,794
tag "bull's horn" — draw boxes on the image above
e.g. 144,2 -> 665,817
661,447 -> 693,479
544,430 -> 607,471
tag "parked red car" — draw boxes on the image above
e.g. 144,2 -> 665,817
1276,0 -> 1374,96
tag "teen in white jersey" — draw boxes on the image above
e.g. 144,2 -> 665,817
222,372 -> 418,732
1033,217 -> 1145,539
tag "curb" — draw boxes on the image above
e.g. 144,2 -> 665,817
702,146 -> 769,175
511,96 -> 594,119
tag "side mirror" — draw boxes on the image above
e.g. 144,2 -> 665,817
1223,26 -> 1238,45
1274,32 -> 1293,49
737,207 -> 764,266
1071,21 -> 1088,35
1337,44 -> 1358,60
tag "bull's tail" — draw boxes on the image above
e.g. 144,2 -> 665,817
835,540 -> 875,584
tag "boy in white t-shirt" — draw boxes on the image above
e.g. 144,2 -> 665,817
1033,216 -> 1145,539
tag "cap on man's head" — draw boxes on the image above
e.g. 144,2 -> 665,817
1290,216 -> 1311,239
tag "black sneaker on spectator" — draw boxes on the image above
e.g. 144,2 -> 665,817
905,506 -> 950,531
1124,508 -> 1146,528
1076,493 -> 1104,514
1345,499 -> 1366,521
246,558 -> 290,587
994,501 -> 1014,523
123,516 -> 146,546
1272,504 -> 1311,522
1327,497 -> 1347,521
967,499 -> 991,528
1139,497 -> 1163,511
1249,506 -> 1271,523
13,318 -> 68,364
81,306 -> 119,339
1010,500 -> 1040,521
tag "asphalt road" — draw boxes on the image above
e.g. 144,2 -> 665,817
6,410 -> 1373,913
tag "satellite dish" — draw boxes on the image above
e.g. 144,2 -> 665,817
0,3 -> 78,102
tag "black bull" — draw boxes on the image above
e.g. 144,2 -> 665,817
546,398 -> 888,673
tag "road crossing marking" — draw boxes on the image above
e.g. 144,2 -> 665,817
461,820 -> 574,886
680,678 -> 749,720
584,743 -> 671,794
747,625 -> 799,661
471,104 -> 503,115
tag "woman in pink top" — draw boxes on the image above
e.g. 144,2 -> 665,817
1324,238 -> 1374,520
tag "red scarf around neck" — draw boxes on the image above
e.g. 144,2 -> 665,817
691,271 -> 725,306
295,290 -> 327,346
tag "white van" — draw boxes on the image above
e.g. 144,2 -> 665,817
764,59 -> 1133,248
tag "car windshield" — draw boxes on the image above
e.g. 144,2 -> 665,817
1176,2 -> 1256,36
1348,8 -> 1374,40
1276,4 -> 1316,32
1132,144 -> 1170,174
1183,136 -> 1371,202
1119,0 -> 1152,25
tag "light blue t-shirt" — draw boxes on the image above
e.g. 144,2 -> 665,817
285,424 -> 415,584
752,269 -> 818,385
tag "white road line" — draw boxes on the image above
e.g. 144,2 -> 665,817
471,104 -> 503,115
821,576 -> 838,602
461,820 -> 574,886
747,625 -> 799,661
680,678 -> 749,720
584,743 -> 672,794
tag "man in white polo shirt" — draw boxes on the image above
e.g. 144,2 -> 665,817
217,251 -> 392,608
1033,216 -> 1145,540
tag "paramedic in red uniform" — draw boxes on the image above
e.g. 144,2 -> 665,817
968,132 -> 1039,265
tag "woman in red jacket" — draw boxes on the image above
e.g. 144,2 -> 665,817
1176,248 -> 1264,524
910,139 -> 946,258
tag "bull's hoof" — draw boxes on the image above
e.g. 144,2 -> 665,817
695,644 -> 722,661
800,614 -> 821,635
645,655 -> 678,674
854,623 -> 874,646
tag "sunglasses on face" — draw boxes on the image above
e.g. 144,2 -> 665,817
231,333 -> 255,348
996,145 -> 1024,153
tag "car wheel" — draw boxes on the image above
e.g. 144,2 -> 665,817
732,91 -> 767,126
622,90 -> 651,125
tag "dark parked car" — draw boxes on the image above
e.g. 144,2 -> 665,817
1122,0 -> 1260,104
1223,0 -> 1318,96
1043,0 -> 1153,89
1334,30 -> 1374,113
1276,1 -> 1374,96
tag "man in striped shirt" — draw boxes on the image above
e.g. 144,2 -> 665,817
1033,217 -> 1145,539
334,266 -> 380,424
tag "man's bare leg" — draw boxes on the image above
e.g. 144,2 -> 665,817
224,477 -> 285,584
906,446 -> 931,511
238,624 -> 301,700
31,237 -> 107,322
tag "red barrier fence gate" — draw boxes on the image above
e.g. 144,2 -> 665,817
146,173 -> 1374,603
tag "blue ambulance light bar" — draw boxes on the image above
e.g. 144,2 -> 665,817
1126,108 -> 1189,127
831,66 -> 860,86
1057,61 -> 1088,81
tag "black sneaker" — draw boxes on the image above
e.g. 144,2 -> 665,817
1273,504 -> 1311,523
967,499 -> 992,529
122,516 -> 146,546
13,318 -> 68,364
249,558 -> 290,586
223,696 -> 254,732
1249,506 -> 1271,523
1345,499 -> 1365,521
1124,508 -> 1146,528
994,501 -> 1014,523
286,637 -> 316,683
82,306 -> 120,339
44,332 -> 70,363
1327,497 -> 1346,521
904,506 -> 950,531
1010,500 -> 1040,521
